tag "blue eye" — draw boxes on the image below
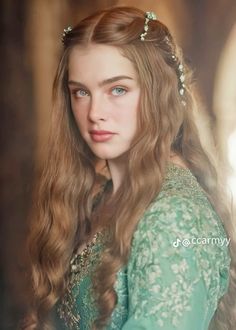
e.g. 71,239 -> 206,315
74,89 -> 89,98
111,87 -> 127,96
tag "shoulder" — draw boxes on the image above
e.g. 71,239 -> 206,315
128,165 -> 231,300
135,163 -> 226,238
130,193 -> 215,260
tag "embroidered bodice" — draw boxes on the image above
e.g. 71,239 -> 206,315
55,164 -> 231,329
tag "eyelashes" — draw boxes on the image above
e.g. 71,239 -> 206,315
70,86 -> 128,99
111,86 -> 127,96
71,89 -> 89,98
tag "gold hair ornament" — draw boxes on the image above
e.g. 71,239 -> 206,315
140,11 -> 157,41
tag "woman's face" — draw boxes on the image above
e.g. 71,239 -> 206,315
68,44 -> 140,161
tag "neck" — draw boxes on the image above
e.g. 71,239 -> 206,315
107,155 -> 128,194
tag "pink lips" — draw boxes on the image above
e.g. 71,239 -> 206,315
89,130 -> 115,142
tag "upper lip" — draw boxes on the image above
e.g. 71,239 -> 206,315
89,130 -> 115,135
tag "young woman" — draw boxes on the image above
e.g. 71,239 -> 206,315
25,6 -> 235,330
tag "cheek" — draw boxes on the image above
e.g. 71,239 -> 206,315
128,101 -> 139,135
122,99 -> 139,125
116,94 -> 139,119
72,102 -> 87,129
116,108 -> 138,139
72,106 -> 87,131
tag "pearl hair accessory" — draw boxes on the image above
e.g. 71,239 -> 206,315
140,12 -> 186,104
140,11 -> 157,41
171,55 -> 186,106
62,26 -> 72,43
165,36 -> 186,105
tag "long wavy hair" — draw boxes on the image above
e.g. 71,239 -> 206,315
25,6 -> 236,330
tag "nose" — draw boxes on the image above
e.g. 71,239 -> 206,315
88,94 -> 108,122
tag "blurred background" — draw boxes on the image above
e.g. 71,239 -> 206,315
0,0 -> 236,328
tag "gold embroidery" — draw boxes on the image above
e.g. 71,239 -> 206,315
57,180 -> 111,329
57,230 -> 108,329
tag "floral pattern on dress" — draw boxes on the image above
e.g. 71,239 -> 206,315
126,166 -> 231,328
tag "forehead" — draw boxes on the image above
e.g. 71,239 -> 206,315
68,43 -> 137,81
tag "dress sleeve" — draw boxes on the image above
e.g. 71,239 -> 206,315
121,196 -> 230,330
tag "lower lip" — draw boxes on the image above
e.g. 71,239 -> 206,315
90,133 -> 114,142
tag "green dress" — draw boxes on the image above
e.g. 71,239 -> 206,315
55,164 -> 231,329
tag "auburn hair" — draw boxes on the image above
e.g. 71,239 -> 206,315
25,6 -> 236,330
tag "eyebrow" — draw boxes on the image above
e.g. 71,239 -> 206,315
68,75 -> 133,88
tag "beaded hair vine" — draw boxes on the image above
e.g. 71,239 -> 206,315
140,11 -> 157,41
140,11 -> 186,104
164,35 -> 186,104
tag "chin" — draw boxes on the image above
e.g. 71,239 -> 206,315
88,143 -> 128,161
92,153 -> 116,160
90,149 -> 121,160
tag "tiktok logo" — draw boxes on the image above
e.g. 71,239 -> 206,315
173,238 -> 181,247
